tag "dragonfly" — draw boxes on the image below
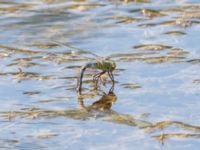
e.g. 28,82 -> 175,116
52,41 -> 116,95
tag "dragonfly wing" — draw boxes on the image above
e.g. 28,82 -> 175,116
51,40 -> 99,60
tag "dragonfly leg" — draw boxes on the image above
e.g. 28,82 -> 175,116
77,66 -> 87,95
93,73 -> 99,82
93,71 -> 106,88
108,71 -> 115,92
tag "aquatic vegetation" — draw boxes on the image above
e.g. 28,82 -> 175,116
29,130 -> 58,139
153,133 -> 200,145
193,79 -> 200,84
120,83 -> 141,89
164,31 -> 186,36
133,44 -> 172,51
110,16 -> 146,24
187,59 -> 200,64
0,45 -> 43,55
123,0 -> 151,3
23,91 -> 41,96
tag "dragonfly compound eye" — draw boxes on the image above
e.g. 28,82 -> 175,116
111,61 -> 116,70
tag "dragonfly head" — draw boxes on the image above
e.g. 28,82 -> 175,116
109,60 -> 116,71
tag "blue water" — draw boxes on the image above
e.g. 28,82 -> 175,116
0,0 -> 200,149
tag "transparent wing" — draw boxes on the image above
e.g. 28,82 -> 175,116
51,40 -> 100,60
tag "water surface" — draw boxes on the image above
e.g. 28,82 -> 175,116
0,0 -> 200,149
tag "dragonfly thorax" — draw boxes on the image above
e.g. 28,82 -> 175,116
96,59 -> 116,71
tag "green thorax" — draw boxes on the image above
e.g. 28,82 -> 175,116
95,59 -> 116,71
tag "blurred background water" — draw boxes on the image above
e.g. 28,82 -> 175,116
0,0 -> 200,149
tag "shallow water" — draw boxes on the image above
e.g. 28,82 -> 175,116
0,0 -> 200,149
